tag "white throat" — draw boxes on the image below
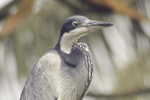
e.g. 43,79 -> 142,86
60,27 -> 88,54
60,34 -> 78,54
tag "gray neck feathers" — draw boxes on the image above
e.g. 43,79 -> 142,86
57,43 -> 93,100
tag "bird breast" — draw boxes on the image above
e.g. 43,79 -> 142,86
57,43 -> 93,100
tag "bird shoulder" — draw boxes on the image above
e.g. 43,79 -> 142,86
37,52 -> 61,74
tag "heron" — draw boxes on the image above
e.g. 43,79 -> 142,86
20,15 -> 113,100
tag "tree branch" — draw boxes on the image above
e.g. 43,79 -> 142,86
0,0 -> 20,20
82,0 -> 149,22
0,0 -> 35,39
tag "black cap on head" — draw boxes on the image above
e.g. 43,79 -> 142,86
60,15 -> 89,37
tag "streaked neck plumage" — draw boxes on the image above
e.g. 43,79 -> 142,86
55,42 -> 93,100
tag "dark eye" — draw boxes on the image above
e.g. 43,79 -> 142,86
72,21 -> 79,27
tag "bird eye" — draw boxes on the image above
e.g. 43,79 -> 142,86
72,21 -> 79,27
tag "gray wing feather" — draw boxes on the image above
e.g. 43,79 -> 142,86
20,50 -> 60,100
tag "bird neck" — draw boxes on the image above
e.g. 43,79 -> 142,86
55,43 -> 93,100
56,34 -> 78,54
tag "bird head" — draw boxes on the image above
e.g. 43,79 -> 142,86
58,15 -> 113,54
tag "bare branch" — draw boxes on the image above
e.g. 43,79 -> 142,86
0,0 -> 35,39
82,0 -> 149,22
0,0 -> 20,20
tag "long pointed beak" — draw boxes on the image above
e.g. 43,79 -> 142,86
73,20 -> 113,38
82,20 -> 113,28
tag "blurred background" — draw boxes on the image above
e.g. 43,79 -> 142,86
0,0 -> 150,100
